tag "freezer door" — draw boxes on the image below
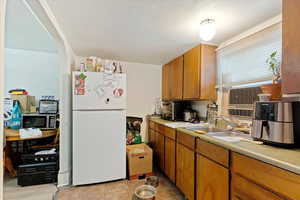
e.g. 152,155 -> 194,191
72,72 -> 126,110
72,110 -> 126,185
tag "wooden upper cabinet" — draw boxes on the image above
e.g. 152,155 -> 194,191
183,44 -> 217,100
170,56 -> 184,100
282,0 -> 300,94
162,56 -> 183,100
162,63 -> 171,101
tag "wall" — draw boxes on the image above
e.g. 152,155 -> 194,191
0,0 -> 7,199
75,57 -> 162,140
5,48 -> 59,99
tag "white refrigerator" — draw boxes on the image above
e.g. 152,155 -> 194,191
72,72 -> 126,186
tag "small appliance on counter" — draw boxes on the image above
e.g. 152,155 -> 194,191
183,109 -> 197,122
251,101 -> 300,147
22,114 -> 58,129
161,101 -> 188,121
39,99 -> 59,114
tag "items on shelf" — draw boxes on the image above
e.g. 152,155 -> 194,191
10,101 -> 22,130
19,128 -> 42,139
9,89 -> 28,95
79,56 -> 124,74
126,117 -> 143,145
10,94 -> 35,113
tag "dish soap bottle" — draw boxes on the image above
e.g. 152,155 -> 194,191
10,101 -> 22,129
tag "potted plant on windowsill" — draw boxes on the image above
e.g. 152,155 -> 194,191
260,51 -> 282,100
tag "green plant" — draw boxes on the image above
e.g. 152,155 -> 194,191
266,51 -> 281,83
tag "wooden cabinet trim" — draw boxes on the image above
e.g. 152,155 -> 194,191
176,131 -> 196,150
231,152 -> 300,200
196,139 -> 229,168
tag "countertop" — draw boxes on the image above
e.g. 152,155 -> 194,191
149,118 -> 300,175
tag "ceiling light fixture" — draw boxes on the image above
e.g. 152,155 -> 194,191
199,19 -> 216,41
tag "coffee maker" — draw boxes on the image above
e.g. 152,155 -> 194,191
251,101 -> 300,147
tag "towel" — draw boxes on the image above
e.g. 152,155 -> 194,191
19,128 -> 42,139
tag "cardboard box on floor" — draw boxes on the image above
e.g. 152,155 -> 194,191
126,144 -> 153,178
10,94 -> 35,113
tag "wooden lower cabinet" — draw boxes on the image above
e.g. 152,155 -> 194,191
148,129 -> 155,148
164,137 -> 176,182
156,132 -> 165,170
196,154 -> 229,200
176,143 -> 195,200
231,174 -> 284,200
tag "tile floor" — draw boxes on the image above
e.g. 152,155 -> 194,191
4,173 -> 57,200
55,173 -> 185,200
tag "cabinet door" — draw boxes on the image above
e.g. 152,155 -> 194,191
200,45 -> 217,100
231,174 -> 284,200
162,63 -> 171,100
148,129 -> 155,148
183,45 -> 201,99
164,137 -> 176,182
170,56 -> 183,100
176,143 -> 195,200
282,0 -> 300,94
196,154 -> 229,200
156,133 -> 165,170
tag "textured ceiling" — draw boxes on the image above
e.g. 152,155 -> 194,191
5,0 -> 57,52
46,0 -> 281,64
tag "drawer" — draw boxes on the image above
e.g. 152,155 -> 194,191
196,139 -> 229,167
163,126 -> 176,140
177,131 -> 195,150
231,174 -> 284,200
231,152 -> 300,200
157,124 -> 165,135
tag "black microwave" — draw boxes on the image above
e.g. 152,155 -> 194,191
161,101 -> 186,121
22,114 -> 57,129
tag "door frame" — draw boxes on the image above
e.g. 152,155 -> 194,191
1,0 -> 75,188
0,0 -> 7,199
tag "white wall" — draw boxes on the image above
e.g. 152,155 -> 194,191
5,48 -> 59,99
0,0 -> 7,199
75,57 -> 162,139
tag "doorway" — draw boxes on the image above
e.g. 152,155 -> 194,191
3,0 -> 60,199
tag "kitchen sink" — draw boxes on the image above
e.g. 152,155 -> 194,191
205,131 -> 252,142
184,126 -> 224,133
184,126 -> 252,143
